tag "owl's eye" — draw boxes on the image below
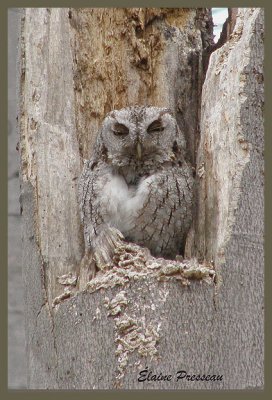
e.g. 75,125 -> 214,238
112,122 -> 129,136
147,119 -> 164,133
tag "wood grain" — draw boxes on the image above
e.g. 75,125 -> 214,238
20,7 -> 264,389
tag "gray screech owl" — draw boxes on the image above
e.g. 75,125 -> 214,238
79,105 -> 194,272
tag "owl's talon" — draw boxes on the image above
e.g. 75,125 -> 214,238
79,106 -> 194,269
93,227 -> 125,271
78,252 -> 97,289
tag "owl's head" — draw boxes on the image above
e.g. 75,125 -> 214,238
96,105 -> 186,168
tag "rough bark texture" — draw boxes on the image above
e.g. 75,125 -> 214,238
70,7 -> 213,165
8,8 -> 27,388
213,8 -> 238,51
20,7 -> 264,389
187,8 -> 264,388
20,9 -> 84,308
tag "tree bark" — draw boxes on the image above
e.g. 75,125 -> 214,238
20,7 -> 264,389
188,7 -> 264,388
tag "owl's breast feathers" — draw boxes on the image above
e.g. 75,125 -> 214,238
86,157 -> 194,258
80,106 -> 194,261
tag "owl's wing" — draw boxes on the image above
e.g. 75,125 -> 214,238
78,158 -> 102,247
78,159 -> 125,270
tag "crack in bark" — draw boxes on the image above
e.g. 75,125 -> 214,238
203,8 -> 238,77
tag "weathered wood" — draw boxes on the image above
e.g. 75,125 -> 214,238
188,7 -> 264,388
20,8 -> 83,387
20,7 -> 264,389
20,8 -> 83,309
70,8 -> 213,164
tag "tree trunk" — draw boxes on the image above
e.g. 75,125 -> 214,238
20,7 -> 264,389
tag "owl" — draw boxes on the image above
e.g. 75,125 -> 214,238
78,106 -> 194,273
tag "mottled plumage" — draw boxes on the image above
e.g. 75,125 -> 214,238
79,106 -> 194,271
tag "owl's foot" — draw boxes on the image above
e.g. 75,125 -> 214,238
78,251 -> 97,290
93,227 -> 125,271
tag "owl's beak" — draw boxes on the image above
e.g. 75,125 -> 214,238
136,142 -> 142,160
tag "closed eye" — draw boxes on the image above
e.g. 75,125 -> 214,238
112,122 -> 129,136
147,119 -> 164,133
